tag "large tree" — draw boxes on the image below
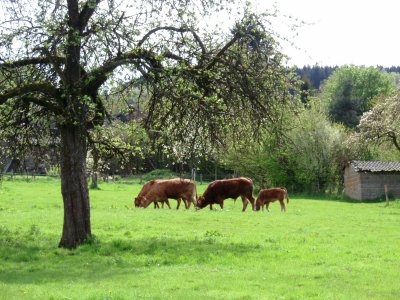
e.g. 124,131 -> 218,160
320,65 -> 394,128
0,0 -> 297,248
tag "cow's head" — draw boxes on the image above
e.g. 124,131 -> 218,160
134,196 -> 142,207
254,200 -> 261,211
139,196 -> 151,208
134,196 -> 148,208
195,195 -> 206,209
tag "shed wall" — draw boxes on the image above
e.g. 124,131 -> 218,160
360,173 -> 400,200
344,165 -> 362,200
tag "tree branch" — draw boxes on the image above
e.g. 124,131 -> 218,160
82,26 -> 211,93
388,131 -> 400,152
0,83 -> 61,113
19,96 -> 63,114
83,48 -> 161,92
137,26 -> 206,55
79,0 -> 101,32
0,56 -> 65,69
205,34 -> 240,70
163,51 -> 186,62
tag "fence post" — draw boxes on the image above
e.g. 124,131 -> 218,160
191,168 -> 196,181
384,184 -> 389,207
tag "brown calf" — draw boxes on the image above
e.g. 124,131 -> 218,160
255,187 -> 289,212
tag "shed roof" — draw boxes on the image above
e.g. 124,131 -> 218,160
351,160 -> 400,172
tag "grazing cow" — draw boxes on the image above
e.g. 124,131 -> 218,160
137,178 -> 196,209
196,177 -> 255,211
134,180 -> 171,208
255,187 -> 289,212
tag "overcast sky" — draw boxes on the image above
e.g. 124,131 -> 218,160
249,0 -> 400,67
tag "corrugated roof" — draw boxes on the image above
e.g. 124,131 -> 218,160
351,160 -> 400,172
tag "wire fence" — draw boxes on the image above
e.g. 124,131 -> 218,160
0,172 -> 59,184
0,171 -> 356,198
0,171 -> 234,185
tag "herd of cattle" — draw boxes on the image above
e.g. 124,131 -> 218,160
134,177 -> 289,212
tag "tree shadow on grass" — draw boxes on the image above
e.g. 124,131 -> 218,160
0,234 -> 258,285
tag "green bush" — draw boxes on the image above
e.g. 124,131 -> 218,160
141,169 -> 179,181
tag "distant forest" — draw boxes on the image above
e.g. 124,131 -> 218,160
296,65 -> 400,90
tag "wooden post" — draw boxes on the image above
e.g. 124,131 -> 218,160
384,184 -> 389,207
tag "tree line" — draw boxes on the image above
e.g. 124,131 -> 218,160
296,65 -> 400,90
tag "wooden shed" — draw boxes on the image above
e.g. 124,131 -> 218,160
344,160 -> 400,200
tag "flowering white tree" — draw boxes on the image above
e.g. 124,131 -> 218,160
358,94 -> 400,153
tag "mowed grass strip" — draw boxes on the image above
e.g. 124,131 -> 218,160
0,177 -> 399,299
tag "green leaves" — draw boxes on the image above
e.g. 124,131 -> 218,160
320,66 -> 395,128
87,120 -> 150,174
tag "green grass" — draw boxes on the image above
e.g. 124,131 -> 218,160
0,176 -> 399,299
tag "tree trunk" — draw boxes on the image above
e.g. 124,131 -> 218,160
90,172 -> 98,189
58,125 -> 91,249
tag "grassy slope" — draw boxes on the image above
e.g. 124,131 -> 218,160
0,177 -> 399,299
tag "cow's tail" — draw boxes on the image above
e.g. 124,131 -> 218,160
285,188 -> 289,204
280,187 -> 289,204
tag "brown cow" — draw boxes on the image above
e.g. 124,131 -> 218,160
196,177 -> 255,211
255,187 -> 289,212
134,180 -> 171,208
137,178 -> 196,209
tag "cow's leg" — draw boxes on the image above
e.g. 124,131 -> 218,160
154,202 -> 159,209
182,198 -> 189,209
241,196 -> 248,212
217,198 -> 224,209
280,200 -> 286,212
164,199 -> 170,209
209,204 -> 213,210
247,193 -> 255,211
266,202 -> 270,212
176,198 -> 181,209
184,197 -> 191,209
163,199 -> 171,209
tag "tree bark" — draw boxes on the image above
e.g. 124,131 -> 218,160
58,125 -> 91,248
90,172 -> 98,189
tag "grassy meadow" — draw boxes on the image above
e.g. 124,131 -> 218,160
0,176 -> 399,299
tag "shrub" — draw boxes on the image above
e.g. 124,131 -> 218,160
142,169 -> 179,181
